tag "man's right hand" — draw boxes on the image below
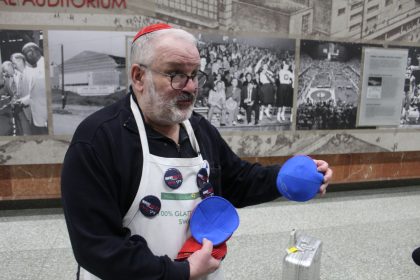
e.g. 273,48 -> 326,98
188,238 -> 221,279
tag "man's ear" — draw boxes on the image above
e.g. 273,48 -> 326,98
131,64 -> 146,92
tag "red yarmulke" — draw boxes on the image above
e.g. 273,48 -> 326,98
175,237 -> 227,261
132,23 -> 172,43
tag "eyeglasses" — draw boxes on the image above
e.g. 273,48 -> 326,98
138,64 -> 207,90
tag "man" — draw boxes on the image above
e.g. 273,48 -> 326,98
225,77 -> 241,126
1,61 -> 18,98
277,62 -> 294,123
10,53 -> 32,135
207,80 -> 227,126
19,42 -> 48,135
241,72 -> 260,125
255,55 -> 275,121
1,61 -> 20,136
61,24 -> 332,280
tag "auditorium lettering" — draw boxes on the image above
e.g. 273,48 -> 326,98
0,0 -> 127,9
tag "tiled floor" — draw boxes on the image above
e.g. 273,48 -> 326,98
1,186 -> 420,280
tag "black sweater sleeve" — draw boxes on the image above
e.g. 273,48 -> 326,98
196,118 -> 281,208
61,132 -> 189,279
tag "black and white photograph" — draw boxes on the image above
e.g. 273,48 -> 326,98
0,29 -> 48,137
125,35 -> 135,89
48,30 -> 135,136
397,46 -> 420,127
358,47 -> 407,127
367,76 -> 382,99
195,32 -> 296,130
155,1 -> 420,44
296,40 -> 362,130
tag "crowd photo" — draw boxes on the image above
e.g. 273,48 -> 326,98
296,40 -> 362,130
0,30 -> 48,136
194,33 -> 296,130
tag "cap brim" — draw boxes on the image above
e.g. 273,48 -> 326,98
175,237 -> 227,261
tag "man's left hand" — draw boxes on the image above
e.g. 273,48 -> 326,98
313,159 -> 333,196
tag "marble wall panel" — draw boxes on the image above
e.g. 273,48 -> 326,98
0,165 -> 12,199
1,152 -> 420,201
244,152 -> 420,184
1,130 -> 420,165
0,164 -> 61,200
10,164 -> 61,200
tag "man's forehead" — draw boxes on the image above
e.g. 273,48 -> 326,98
159,60 -> 200,71
155,34 -> 197,52
22,47 -> 34,54
154,41 -> 200,68
2,68 -> 12,74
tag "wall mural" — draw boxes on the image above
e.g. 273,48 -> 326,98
1,0 -> 420,164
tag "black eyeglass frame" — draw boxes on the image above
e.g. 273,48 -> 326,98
138,64 -> 207,90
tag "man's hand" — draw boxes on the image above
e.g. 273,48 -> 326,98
188,238 -> 221,280
313,159 -> 333,196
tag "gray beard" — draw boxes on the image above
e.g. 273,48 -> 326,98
145,72 -> 195,125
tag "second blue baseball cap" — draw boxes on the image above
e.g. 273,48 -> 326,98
276,155 -> 324,202
190,196 -> 239,246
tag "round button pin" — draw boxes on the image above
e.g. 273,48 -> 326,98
199,182 -> 214,199
164,168 -> 183,189
139,195 -> 161,217
196,168 -> 209,189
201,160 -> 210,177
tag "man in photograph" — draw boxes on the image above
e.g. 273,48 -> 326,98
11,53 -> 32,135
19,42 -> 48,135
207,80 -> 227,126
1,61 -> 20,136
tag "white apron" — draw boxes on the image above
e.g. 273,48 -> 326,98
79,96 -> 223,280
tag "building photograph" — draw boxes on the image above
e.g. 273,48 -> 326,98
310,0 -> 420,43
154,0 -> 420,45
48,30 -> 135,135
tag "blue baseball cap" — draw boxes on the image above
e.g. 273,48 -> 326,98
190,196 -> 239,246
276,155 -> 324,202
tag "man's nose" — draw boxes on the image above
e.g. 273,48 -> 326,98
183,77 -> 197,92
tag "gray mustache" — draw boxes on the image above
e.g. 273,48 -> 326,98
177,92 -> 195,102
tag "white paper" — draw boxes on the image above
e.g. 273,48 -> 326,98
357,48 -> 408,126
